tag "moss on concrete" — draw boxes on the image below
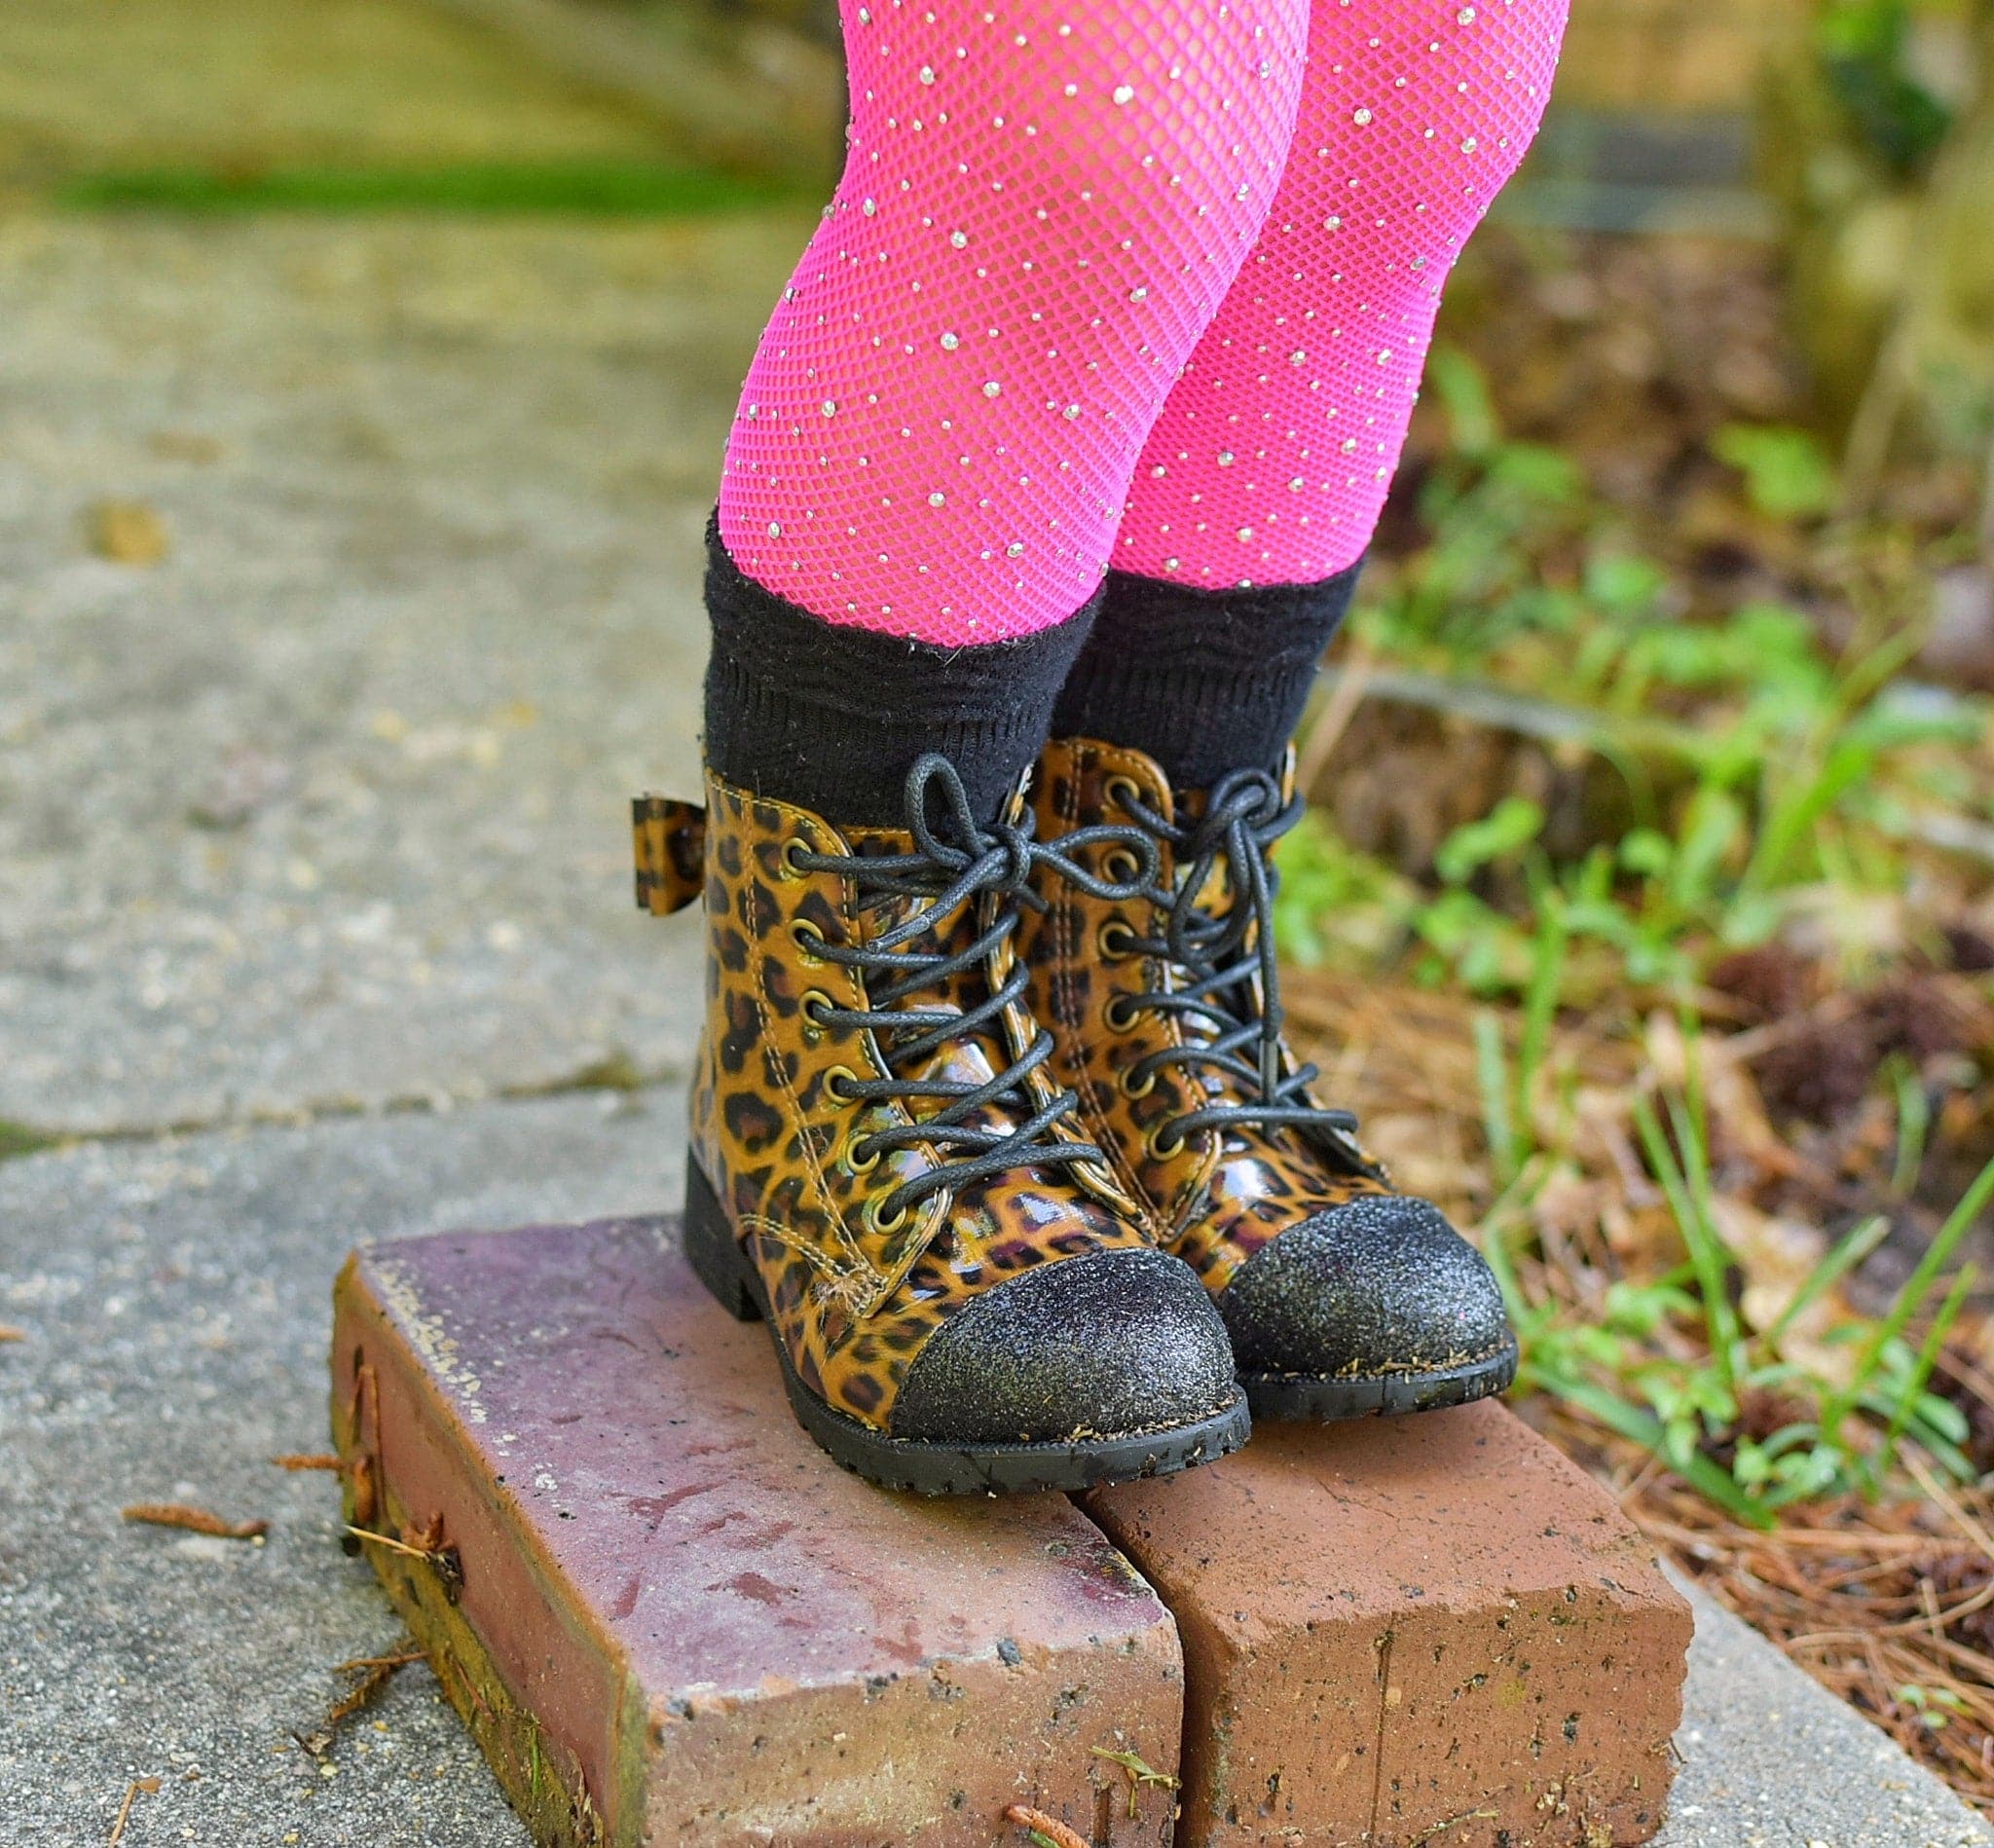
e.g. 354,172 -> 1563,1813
332,1301 -> 620,1848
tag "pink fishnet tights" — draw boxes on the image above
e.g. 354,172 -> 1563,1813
717,0 -> 1310,643
1118,0 -> 1566,585
719,0 -> 1564,641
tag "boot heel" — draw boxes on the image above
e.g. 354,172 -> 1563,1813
683,1162 -> 763,1322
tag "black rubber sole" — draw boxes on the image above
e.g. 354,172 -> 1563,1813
1241,1338 -> 1519,1422
683,1162 -> 1251,1496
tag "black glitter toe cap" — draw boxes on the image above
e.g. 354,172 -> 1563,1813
890,1245 -> 1238,1445
1217,1194 -> 1512,1381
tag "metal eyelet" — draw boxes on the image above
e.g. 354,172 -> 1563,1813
1097,919 -> 1136,960
1103,772 -> 1142,816
790,919 -> 826,964
1100,846 -> 1143,884
1121,1065 -> 1158,1099
1103,994 -> 1139,1031
844,1134 -> 882,1175
866,1196 -> 911,1237
800,989 -> 833,1038
1146,1124 -> 1186,1161
778,839 -> 812,880
822,1064 -> 860,1105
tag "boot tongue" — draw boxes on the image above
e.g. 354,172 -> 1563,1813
839,824 -> 1014,1100
1155,786 -> 1277,1083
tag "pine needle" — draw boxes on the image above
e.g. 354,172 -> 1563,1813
1003,1806 -> 1089,1848
122,1502 -> 268,1540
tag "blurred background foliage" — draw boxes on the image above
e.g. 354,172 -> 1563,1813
4,0 -> 1994,1809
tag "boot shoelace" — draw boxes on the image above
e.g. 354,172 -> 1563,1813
1110,768 -> 1366,1163
792,754 -> 1158,1227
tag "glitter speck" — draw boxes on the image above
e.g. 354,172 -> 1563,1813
1062,403 -> 1081,420
1288,476 -> 1305,491
1217,451 -> 1236,466
918,64 -> 936,83
929,492 -> 946,506
862,198 -> 877,215
1112,84 -> 1136,105
1128,286 -> 1149,302
1289,350 -> 1308,365
821,399 -> 837,416
1006,541 -> 1024,557
940,331 -> 961,350
1236,526 -> 1254,541
1352,106 -> 1373,125
982,380 -> 1002,397
1375,348 -> 1393,363
767,522 -> 783,537
1458,5 -> 1477,20
1323,214 -> 1343,230
1460,135 -> 1479,153
950,230 -> 968,247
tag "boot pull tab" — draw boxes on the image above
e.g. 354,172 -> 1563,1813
632,795 -> 706,915
1276,742 -> 1298,804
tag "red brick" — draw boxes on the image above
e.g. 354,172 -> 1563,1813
332,1218 -> 1187,1848
1085,1405 -> 1691,1848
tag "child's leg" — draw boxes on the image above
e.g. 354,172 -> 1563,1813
1022,1 -> 1566,1430
679,0 -> 1315,1493
717,0 -> 1310,649
1056,0 -> 1567,786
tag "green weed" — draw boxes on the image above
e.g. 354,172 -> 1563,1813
55,163 -> 798,217
1712,424 -> 1840,521
1283,345 -> 1993,1522
0,1121 -> 55,1163
1486,1041 -> 1983,1526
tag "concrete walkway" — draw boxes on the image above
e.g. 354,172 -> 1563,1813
6,1096 -> 1990,1846
0,210 -> 805,1136
0,60 -> 1990,1848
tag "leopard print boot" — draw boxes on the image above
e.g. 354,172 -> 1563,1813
635,752 -> 1249,1494
1019,736 -> 1517,1421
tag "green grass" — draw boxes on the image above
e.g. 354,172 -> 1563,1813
1274,340 -> 1994,1523
53,161 -> 802,217
0,1121 -> 56,1162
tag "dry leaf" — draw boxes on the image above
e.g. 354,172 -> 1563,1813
1642,1011 -> 1788,1172
87,500 -> 170,566
1710,1197 -> 1858,1386
296,1640 -> 422,1760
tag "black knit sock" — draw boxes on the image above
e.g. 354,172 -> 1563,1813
1050,557 -> 1363,790
702,515 -> 1098,829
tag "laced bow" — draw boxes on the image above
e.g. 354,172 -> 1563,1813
792,754 -> 1157,1221
1112,767 -> 1367,1161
